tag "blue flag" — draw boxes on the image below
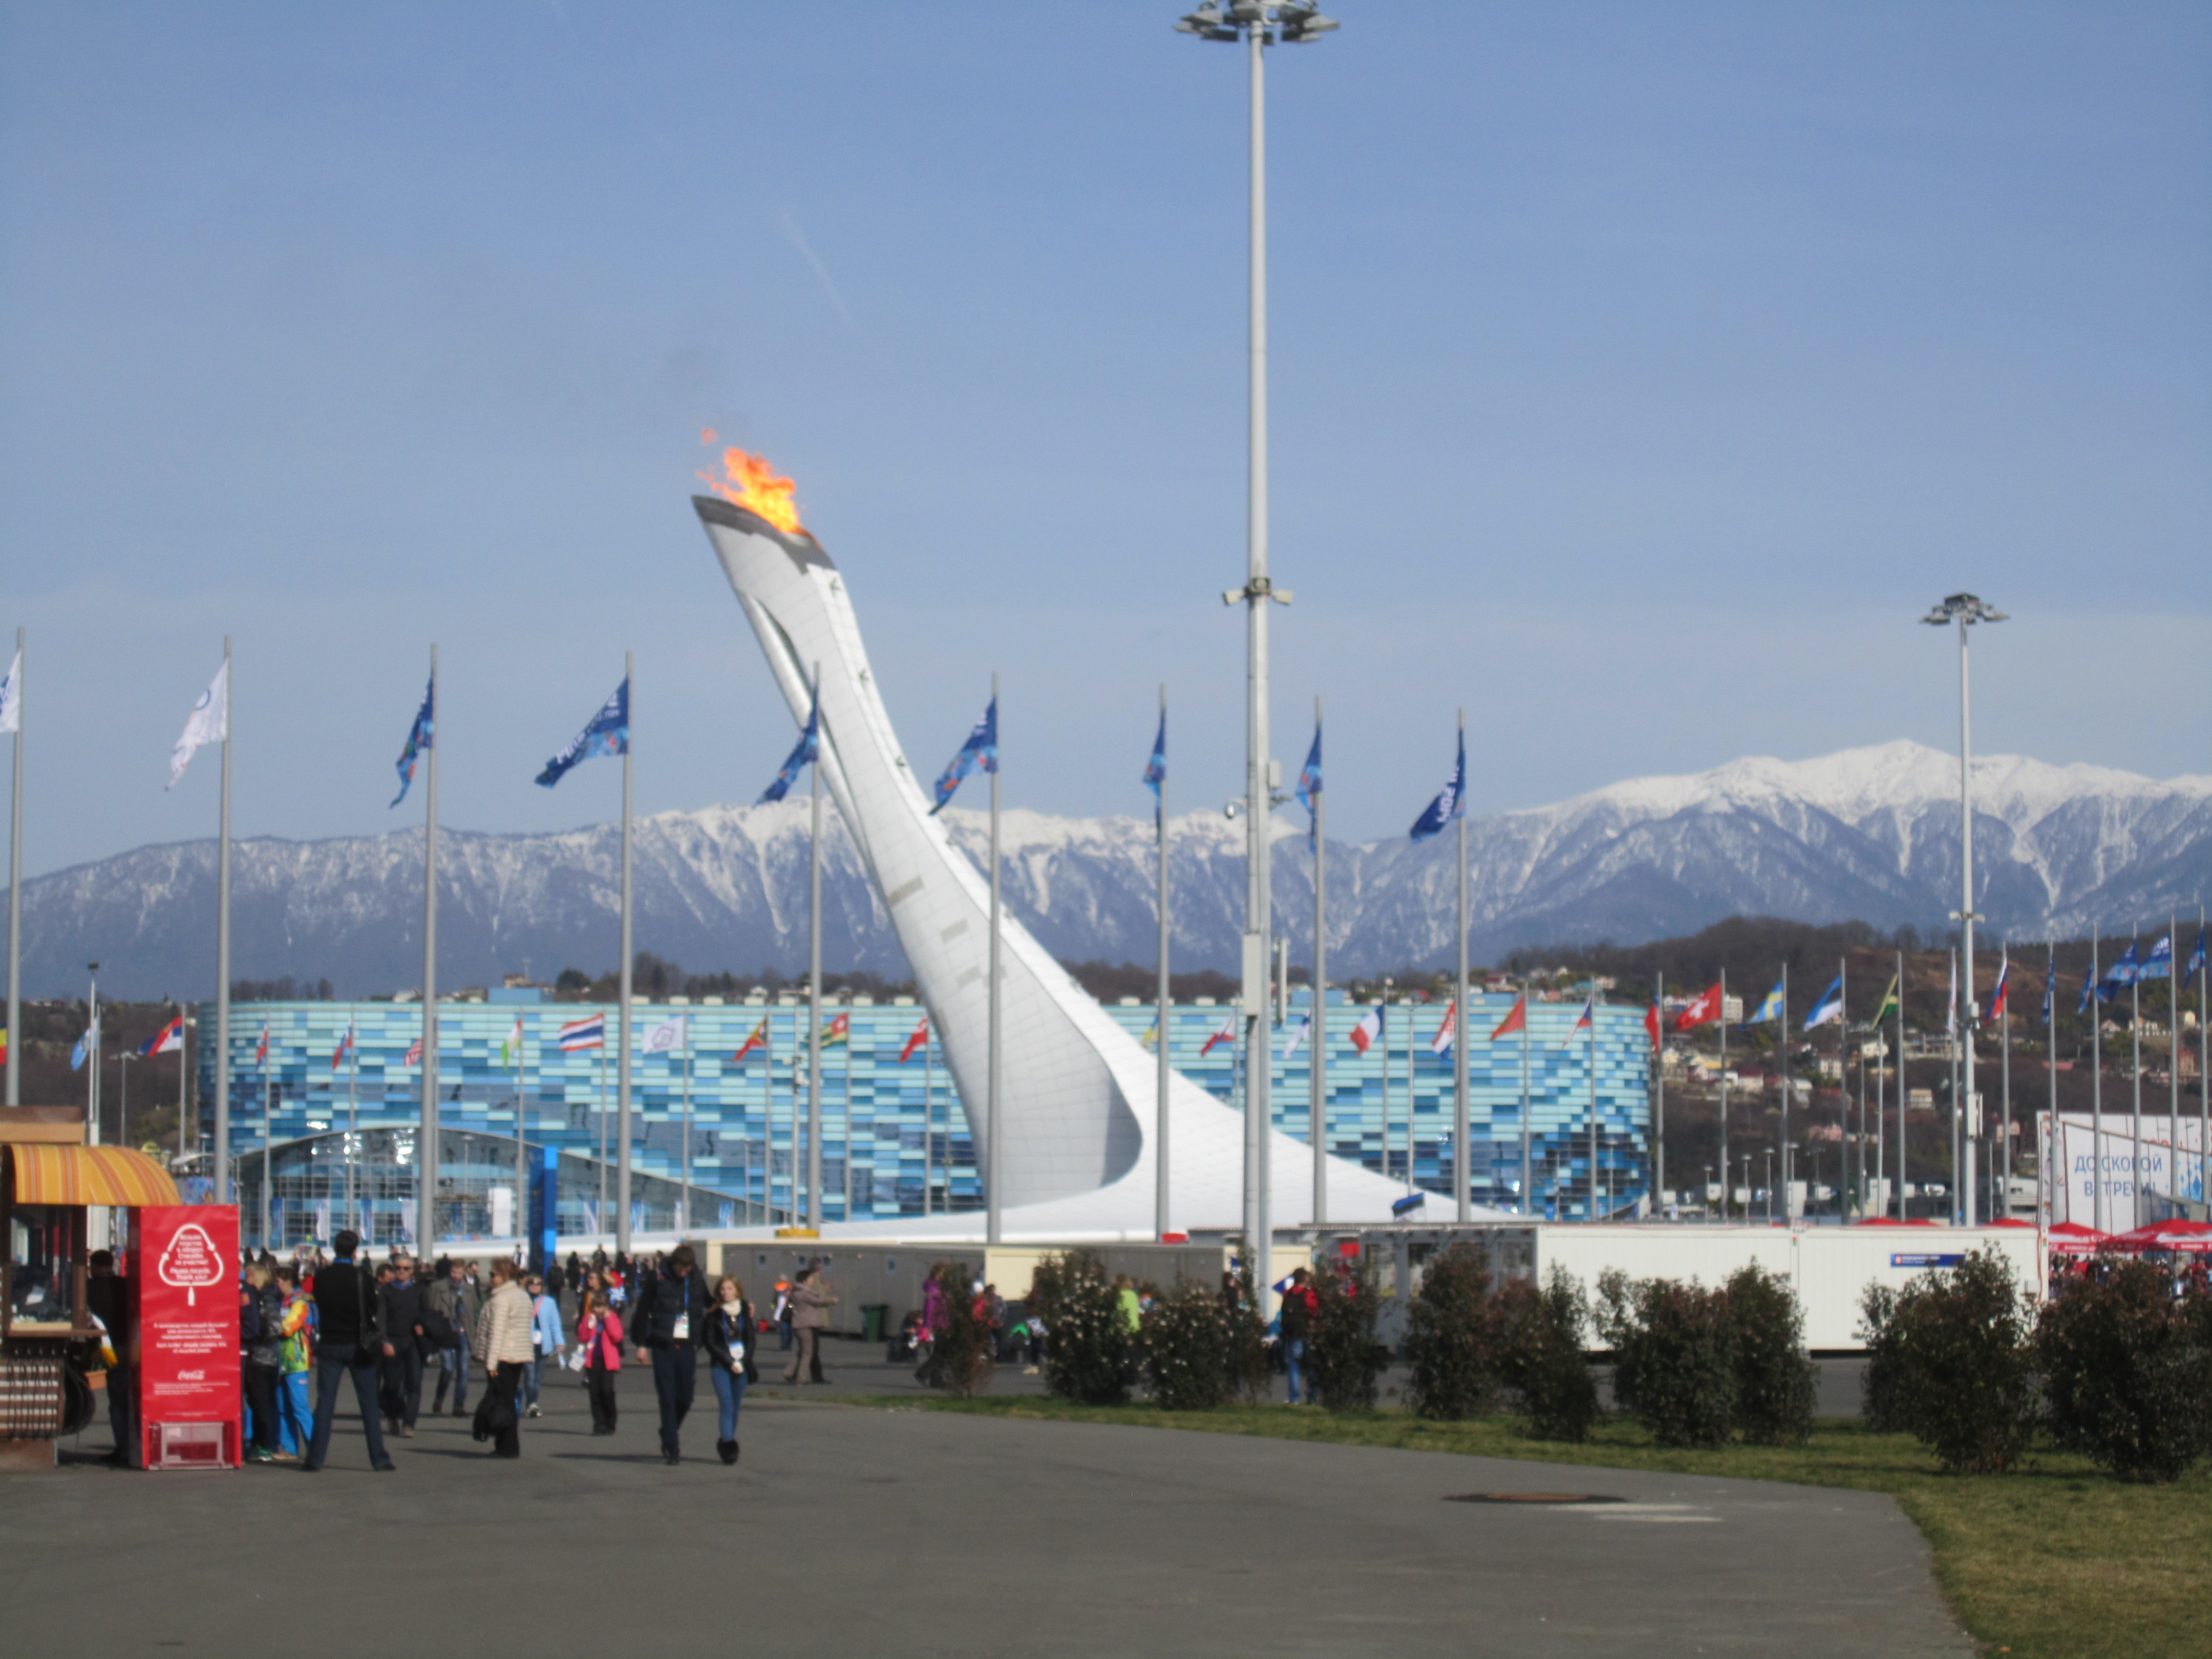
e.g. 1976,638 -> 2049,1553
536,677 -> 629,789
929,694 -> 996,815
2138,934 -> 2173,982
2097,940 -> 2139,1003
390,675 -> 434,808
1803,976 -> 1844,1031
1409,729 -> 1465,842
1141,710 -> 1165,829
757,685 -> 819,804
2041,969 -> 2054,1027
1295,725 -> 1322,847
2188,929 -> 2208,984
70,1032 -> 89,1072
2077,966 -> 2096,1016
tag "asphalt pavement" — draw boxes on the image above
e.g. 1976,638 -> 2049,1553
1,1353 -> 1960,1657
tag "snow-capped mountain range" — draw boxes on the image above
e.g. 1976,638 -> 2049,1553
12,741 -> 2208,1001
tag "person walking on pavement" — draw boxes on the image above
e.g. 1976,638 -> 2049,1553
377,1252 -> 427,1438
703,1275 -> 755,1465
576,1291 -> 623,1435
523,1273 -> 563,1419
472,1258 -> 534,1458
1279,1267 -> 1318,1406
782,1266 -> 837,1385
629,1243 -> 708,1464
302,1229 -> 394,1473
427,1258 -> 480,1417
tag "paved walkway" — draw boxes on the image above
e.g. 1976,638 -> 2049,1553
2,1364 -> 1962,1657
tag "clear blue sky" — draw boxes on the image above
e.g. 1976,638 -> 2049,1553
3,1 -> 2207,872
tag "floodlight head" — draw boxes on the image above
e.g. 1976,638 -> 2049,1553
1175,4 -> 1238,38
1280,1 -> 1338,39
1922,591 -> 2006,627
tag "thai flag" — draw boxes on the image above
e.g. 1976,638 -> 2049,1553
558,1014 -> 605,1052
1429,1000 -> 1456,1057
1199,1015 -> 1238,1057
899,1017 -> 931,1064
1561,995 -> 1593,1049
1349,1006 -> 1383,1055
330,1025 -> 354,1073
141,1016 -> 184,1058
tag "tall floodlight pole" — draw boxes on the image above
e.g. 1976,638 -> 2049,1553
1180,0 -> 1336,1308
1307,696 -> 1325,1226
1923,593 -> 2005,1225
807,663 -> 824,1231
987,670 -> 1003,1247
2000,942 -> 2012,1205
420,643 -> 439,1249
615,650 -> 634,1253
4,628 -> 21,1108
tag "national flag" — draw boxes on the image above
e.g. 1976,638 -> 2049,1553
2040,967 -> 2054,1027
1869,974 -> 1900,1029
1987,958 -> 2011,1023
1409,729 -> 1465,842
0,1029 -> 8,1067
2138,934 -> 2173,983
2187,929 -> 2207,985
1429,1000 -> 1456,1057
536,677 -> 629,789
1674,982 -> 1724,1031
1199,1015 -> 1238,1057
1141,709 -> 1165,830
167,658 -> 229,789
928,694 -> 997,815
1139,1021 -> 1159,1050
758,682 -> 819,804
557,1014 -> 604,1052
390,674 -> 434,807
70,1031 -> 89,1071
899,1017 -> 930,1064
1491,996 -> 1528,1041
141,1016 -> 184,1057
254,1022 -> 270,1067
0,648 -> 19,735
732,1019 -> 769,1062
331,1024 -> 354,1072
640,1015 -> 687,1055
2097,941 -> 2138,1003
498,1017 -> 523,1067
1295,723 -> 1322,847
1749,979 -> 1784,1025
1803,976 -> 1845,1031
1282,1012 -> 1310,1060
1644,1001 -> 1662,1052
820,1012 -> 849,1049
405,1037 -> 423,1066
1561,995 -> 1594,1049
1348,1006 -> 1383,1055
2077,968 -> 2096,1017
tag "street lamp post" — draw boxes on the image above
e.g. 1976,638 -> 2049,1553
1923,593 -> 2006,1227
1179,0 -> 1336,1305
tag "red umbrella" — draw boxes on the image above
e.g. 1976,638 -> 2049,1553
2111,1219 -> 2212,1254
2046,1221 -> 2115,1256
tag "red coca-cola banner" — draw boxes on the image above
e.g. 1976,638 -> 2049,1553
130,1206 -> 241,1469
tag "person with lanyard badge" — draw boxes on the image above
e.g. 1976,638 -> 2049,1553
523,1272 -> 564,1418
628,1244 -> 708,1465
703,1275 -> 755,1466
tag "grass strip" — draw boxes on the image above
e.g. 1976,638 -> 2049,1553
856,1395 -> 2211,1659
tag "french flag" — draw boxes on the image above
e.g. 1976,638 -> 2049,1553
1349,1006 -> 1384,1055
558,1014 -> 605,1052
1199,1015 -> 1238,1057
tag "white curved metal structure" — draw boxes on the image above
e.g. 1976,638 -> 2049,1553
695,495 -> 1456,1239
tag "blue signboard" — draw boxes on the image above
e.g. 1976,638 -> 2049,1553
1890,1252 -> 1965,1269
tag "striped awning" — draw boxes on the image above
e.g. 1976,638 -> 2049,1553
7,1144 -> 181,1207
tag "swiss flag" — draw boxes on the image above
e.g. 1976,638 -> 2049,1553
899,1017 -> 930,1064
1488,996 -> 1527,1040
1674,982 -> 1724,1031
1645,1002 -> 1662,1051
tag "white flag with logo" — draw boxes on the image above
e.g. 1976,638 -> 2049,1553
640,1015 -> 687,1055
0,649 -> 19,735
168,659 -> 229,788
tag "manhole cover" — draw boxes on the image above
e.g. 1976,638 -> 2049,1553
1445,1492 -> 1626,1505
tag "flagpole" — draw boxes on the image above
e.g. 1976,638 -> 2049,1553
1309,699 -> 1325,1227
515,1014 -> 527,1252
681,1019 -> 692,1236
807,662 -> 823,1233
2091,932 -> 2103,1233
1519,987 -> 1531,1217
1454,709 -> 1470,1224
2168,912 -> 2179,1206
347,1009 -> 358,1237
1654,971 -> 1666,1215
5,626 -> 20,1108
420,642 -> 438,1248
1778,962 -> 1790,1222
1894,948 -> 1905,1218
1585,981 -> 1598,1223
841,1015 -> 852,1222
215,635 -> 232,1206
262,1045 -> 272,1248
615,650 -> 633,1255
596,1020 -> 607,1237
1156,683 -> 1172,1239
987,669 -> 1003,1249
1949,947 -> 1961,1225
2199,905 -> 2208,1206
1839,955 -> 1849,1217
2130,926 -> 2143,1231
2001,943 -> 2012,1209
924,1021 -> 934,1220
1718,969 -> 1728,1222
2046,942 -> 2057,1224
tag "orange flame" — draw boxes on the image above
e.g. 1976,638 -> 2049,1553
698,442 -> 806,536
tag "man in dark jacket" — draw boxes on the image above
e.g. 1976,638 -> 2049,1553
376,1252 -> 427,1437
627,1244 -> 707,1465
426,1259 -> 480,1416
304,1229 -> 394,1473
86,1250 -> 136,1468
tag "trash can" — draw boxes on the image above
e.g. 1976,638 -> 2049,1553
860,1303 -> 888,1344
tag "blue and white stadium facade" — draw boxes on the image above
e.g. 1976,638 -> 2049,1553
199,990 -> 1649,1249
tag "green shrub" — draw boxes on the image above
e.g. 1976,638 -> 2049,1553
1404,1244 -> 1501,1420
1221,1256 -> 1274,1406
1722,1265 -> 1817,1447
1028,1249 -> 1136,1406
1598,1269 -> 1735,1448
1144,1276 -> 1232,1411
1495,1265 -> 1600,1442
1856,1246 -> 2033,1475
925,1263 -> 995,1398
2036,1259 -> 2212,1484
1306,1255 -> 1389,1412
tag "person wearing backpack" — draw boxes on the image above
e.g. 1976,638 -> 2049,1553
1278,1268 -> 1319,1406
303,1230 -> 394,1473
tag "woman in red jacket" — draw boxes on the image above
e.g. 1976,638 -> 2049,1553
576,1291 -> 624,1436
